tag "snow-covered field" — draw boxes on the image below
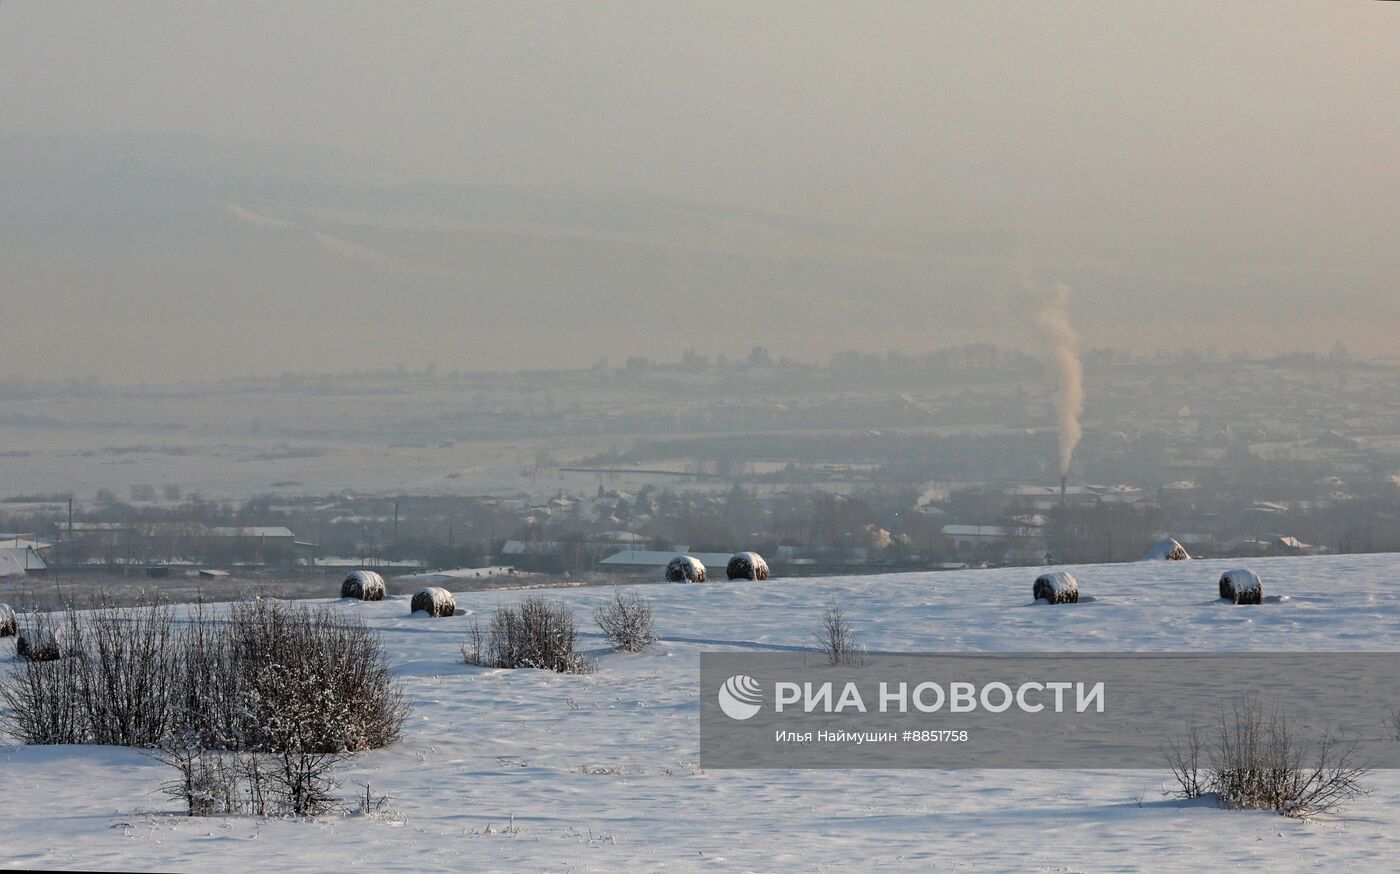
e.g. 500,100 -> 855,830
4,553 -> 1400,871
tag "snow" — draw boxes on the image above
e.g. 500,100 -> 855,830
397,566 -> 516,585
6,553 -> 1400,870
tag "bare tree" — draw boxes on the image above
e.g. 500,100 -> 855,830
593,592 -> 657,653
814,601 -> 866,668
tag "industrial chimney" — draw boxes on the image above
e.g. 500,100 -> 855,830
1060,474 -> 1067,508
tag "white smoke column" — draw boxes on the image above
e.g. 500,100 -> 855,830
1034,282 -> 1084,476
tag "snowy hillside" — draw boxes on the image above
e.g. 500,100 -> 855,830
5,553 -> 1400,871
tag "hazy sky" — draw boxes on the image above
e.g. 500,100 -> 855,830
3,2 -> 1397,380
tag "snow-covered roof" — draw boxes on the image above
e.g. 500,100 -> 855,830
0,546 -> 45,577
201,526 -> 295,538
598,531 -> 649,543
0,537 -> 51,551
942,525 -> 1046,539
942,525 -> 1011,538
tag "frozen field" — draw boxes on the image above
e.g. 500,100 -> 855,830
3,553 -> 1400,871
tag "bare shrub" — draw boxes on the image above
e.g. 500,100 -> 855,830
814,602 -> 866,668
462,617 -> 487,667
354,782 -> 396,818
1160,718 -> 1206,799
1,613 -> 87,744
462,597 -> 594,673
266,748 -> 350,816
153,738 -> 346,818
0,599 -> 408,754
1163,699 -> 1371,817
593,592 -> 656,653
81,601 -> 180,747
1,598 -> 408,819
153,742 -> 252,817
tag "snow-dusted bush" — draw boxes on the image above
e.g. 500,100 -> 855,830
341,570 -> 386,601
665,555 -> 706,583
1033,571 -> 1079,605
726,552 -> 769,581
463,596 -> 593,673
593,591 -> 657,653
411,586 -> 456,617
1219,569 -> 1262,605
0,599 -> 407,753
814,601 -> 865,668
1163,700 -> 1370,817
0,602 -> 16,637
223,599 -> 408,754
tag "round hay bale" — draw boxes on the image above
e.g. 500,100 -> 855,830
665,555 -> 707,583
1219,568 -> 1262,605
0,603 -> 16,637
726,552 -> 769,581
1033,571 -> 1079,605
1143,538 -> 1191,561
411,586 -> 456,617
341,570 -> 386,601
16,625 -> 62,661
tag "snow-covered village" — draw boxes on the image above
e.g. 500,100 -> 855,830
4,4 -> 1400,872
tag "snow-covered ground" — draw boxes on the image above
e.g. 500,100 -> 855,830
4,553 -> 1400,871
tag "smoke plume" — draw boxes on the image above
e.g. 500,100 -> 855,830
1034,281 -> 1084,476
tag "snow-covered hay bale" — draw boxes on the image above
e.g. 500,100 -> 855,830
726,551 -> 769,581
1033,571 -> 1079,605
341,570 -> 386,601
1220,568 -> 1263,605
665,555 -> 707,583
0,602 -> 15,637
411,586 -> 456,617
16,625 -> 62,661
1143,538 -> 1191,561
